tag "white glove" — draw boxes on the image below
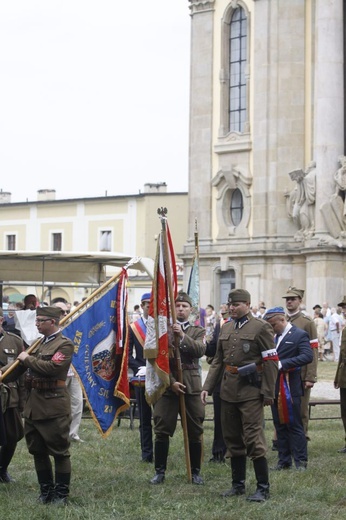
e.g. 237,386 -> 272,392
136,366 -> 147,377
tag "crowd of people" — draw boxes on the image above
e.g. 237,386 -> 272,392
1,287 -> 346,506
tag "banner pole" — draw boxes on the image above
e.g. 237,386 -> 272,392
158,208 -> 192,483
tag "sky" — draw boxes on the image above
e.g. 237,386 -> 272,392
0,1 -> 191,203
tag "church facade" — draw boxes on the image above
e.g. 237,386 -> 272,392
184,0 -> 346,310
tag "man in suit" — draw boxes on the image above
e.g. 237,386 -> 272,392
334,296 -> 346,452
205,303 -> 230,463
263,307 -> 313,470
128,292 -> 153,463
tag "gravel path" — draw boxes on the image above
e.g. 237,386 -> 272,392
202,371 -> 340,400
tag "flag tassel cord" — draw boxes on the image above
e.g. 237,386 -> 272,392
159,209 -> 192,483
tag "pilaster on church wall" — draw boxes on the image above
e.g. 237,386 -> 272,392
252,0 -> 306,245
187,0 -> 215,249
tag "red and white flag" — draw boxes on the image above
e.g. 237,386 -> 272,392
144,222 -> 177,405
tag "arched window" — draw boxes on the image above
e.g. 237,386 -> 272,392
229,7 -> 247,132
230,188 -> 244,226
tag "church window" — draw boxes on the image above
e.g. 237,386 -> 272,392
229,7 -> 247,132
230,188 -> 243,226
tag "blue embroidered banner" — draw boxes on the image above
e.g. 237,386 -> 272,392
63,272 -> 130,438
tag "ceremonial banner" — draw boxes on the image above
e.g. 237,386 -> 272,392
144,222 -> 177,405
187,234 -> 200,326
62,270 -> 130,438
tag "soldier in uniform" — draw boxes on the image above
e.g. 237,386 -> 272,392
201,289 -> 278,502
334,296 -> 346,452
282,287 -> 318,438
128,292 -> 153,463
150,290 -> 206,485
0,307 -> 25,483
1,306 -> 74,505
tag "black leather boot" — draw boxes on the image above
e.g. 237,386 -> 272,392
189,442 -> 204,485
221,456 -> 246,497
150,440 -> 169,484
37,469 -> 55,504
246,457 -> 270,502
0,443 -> 17,483
51,472 -> 70,505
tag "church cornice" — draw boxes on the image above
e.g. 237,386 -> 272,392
189,0 -> 215,14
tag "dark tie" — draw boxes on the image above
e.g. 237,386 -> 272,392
275,334 -> 281,346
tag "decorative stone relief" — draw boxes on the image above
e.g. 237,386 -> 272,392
286,161 -> 316,241
212,166 -> 252,239
319,156 -> 346,245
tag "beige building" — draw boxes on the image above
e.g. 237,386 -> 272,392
184,0 -> 346,311
0,184 -> 187,309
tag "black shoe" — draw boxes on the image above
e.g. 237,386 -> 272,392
150,473 -> 165,485
246,488 -> 270,502
271,440 -> 278,452
296,462 -> 307,471
221,486 -> 245,497
192,473 -> 204,485
270,464 -> 291,471
338,447 -> 346,453
0,471 -> 15,483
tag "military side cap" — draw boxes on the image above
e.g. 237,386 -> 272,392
36,306 -> 62,319
313,304 -> 322,310
141,293 -> 151,302
338,296 -> 346,307
282,286 -> 304,299
263,306 -> 285,320
228,289 -> 251,303
175,290 -> 192,306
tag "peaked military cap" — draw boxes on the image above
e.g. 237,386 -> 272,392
36,306 -> 62,319
175,290 -> 192,306
141,293 -> 151,302
282,286 -> 304,299
313,304 -> 322,310
228,289 -> 251,304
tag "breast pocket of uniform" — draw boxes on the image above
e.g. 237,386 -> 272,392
239,333 -> 256,354
219,332 -> 231,342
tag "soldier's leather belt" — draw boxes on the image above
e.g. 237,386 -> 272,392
181,363 -> 198,370
225,364 -> 263,374
30,379 -> 66,390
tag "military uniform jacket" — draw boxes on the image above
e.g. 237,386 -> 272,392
286,312 -> 318,383
202,313 -> 278,402
0,331 -> 26,410
335,328 -> 346,388
3,331 -> 74,421
169,323 -> 206,395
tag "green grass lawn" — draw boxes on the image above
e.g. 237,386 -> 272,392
1,360 -> 344,520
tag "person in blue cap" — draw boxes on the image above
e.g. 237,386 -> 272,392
128,293 -> 153,462
263,306 -> 313,471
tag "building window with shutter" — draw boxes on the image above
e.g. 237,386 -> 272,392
52,233 -> 62,251
6,234 -> 16,251
100,230 -> 112,252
